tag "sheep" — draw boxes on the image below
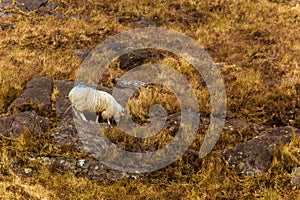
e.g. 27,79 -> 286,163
68,84 -> 124,125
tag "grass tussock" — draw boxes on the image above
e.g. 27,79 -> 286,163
0,0 -> 300,199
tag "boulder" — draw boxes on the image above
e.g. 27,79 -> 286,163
0,111 -> 51,138
8,76 -> 53,115
15,0 -> 48,12
55,80 -> 74,118
223,126 -> 300,176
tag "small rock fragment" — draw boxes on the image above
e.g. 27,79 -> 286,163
292,167 -> 300,189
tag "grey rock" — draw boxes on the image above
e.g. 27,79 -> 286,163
223,126 -> 300,176
8,76 -> 53,115
73,49 -> 90,59
52,11 -> 63,19
291,167 -> 300,189
130,18 -> 157,28
15,0 -> 48,12
0,0 -> 13,7
38,156 -> 139,181
51,116 -> 83,150
0,0 -> 13,18
0,111 -> 51,138
0,23 -> 15,30
223,119 -> 251,135
267,77 -> 294,87
55,80 -> 74,118
37,1 -> 58,15
0,7 -> 12,18
118,49 -> 164,70
12,167 -> 34,178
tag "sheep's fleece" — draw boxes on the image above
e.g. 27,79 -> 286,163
68,84 -> 124,124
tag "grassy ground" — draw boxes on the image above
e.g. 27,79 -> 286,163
0,0 -> 300,199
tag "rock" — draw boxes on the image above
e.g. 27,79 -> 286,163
291,167 -> 300,189
36,156 -> 138,181
223,126 -> 300,176
0,23 -> 15,30
73,49 -> 90,59
8,76 -> 54,115
12,167 -> 34,178
37,1 -> 58,15
0,111 -> 51,138
51,116 -> 83,150
15,0 -> 48,12
0,0 -> 13,18
0,8 -> 12,18
130,18 -> 158,28
118,49 -> 164,70
55,80 -> 74,118
223,119 -> 251,135
0,0 -> 13,7
267,77 -> 294,87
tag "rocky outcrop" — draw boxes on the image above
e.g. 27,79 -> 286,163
55,80 -> 74,118
223,126 -> 300,176
0,111 -> 51,138
8,76 -> 53,115
15,0 -> 48,12
0,0 -> 67,18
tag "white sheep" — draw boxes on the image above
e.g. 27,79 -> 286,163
68,84 -> 124,125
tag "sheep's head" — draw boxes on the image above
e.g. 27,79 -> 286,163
68,89 -> 74,103
113,104 -> 124,121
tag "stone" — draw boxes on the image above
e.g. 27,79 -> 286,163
8,76 -> 53,115
55,80 -> 74,118
35,156 -> 139,181
130,18 -> 157,28
15,0 -> 48,12
223,119 -> 251,135
37,1 -> 58,15
0,23 -> 15,30
118,49 -> 164,70
0,0 -> 13,7
223,126 -> 300,176
0,0 -> 13,18
291,167 -> 300,189
73,49 -> 90,59
0,111 -> 51,138
51,116 -> 83,150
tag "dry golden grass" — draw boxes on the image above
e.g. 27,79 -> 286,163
0,0 -> 300,199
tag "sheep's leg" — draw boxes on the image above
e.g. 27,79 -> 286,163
78,112 -> 87,121
73,109 -> 83,120
95,114 -> 99,123
102,111 -> 111,125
